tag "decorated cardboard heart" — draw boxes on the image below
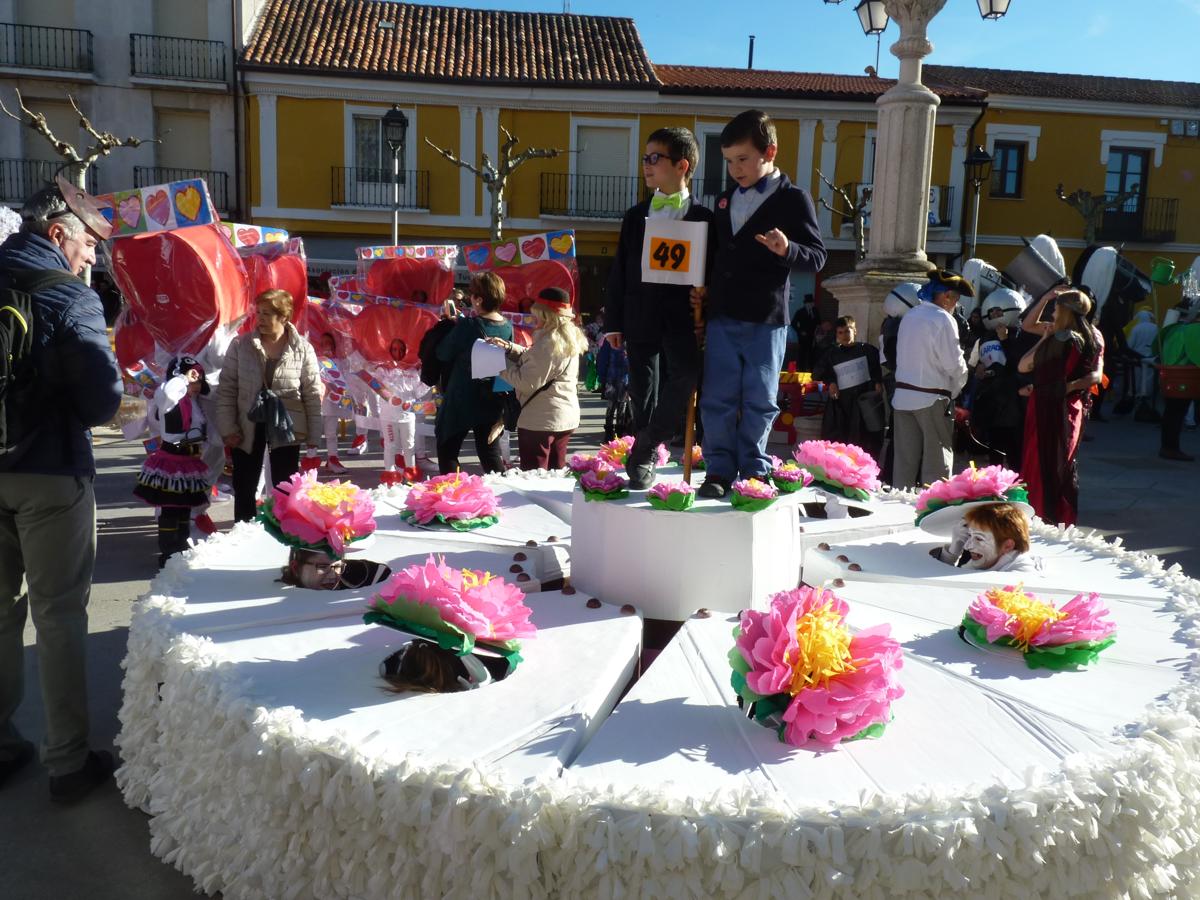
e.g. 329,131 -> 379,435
494,242 -> 518,264
237,227 -> 261,247
550,233 -> 574,255
174,185 -> 202,222
521,236 -> 547,260
117,193 -> 143,230
465,245 -> 491,268
145,190 -> 171,227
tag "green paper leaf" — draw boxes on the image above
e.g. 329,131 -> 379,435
729,493 -> 776,512
647,491 -> 695,511
583,489 -> 629,502
845,719 -> 889,742
772,477 -> 808,493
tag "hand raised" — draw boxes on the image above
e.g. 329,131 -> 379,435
755,228 -> 789,256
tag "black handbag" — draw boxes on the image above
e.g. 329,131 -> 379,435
246,387 -> 296,446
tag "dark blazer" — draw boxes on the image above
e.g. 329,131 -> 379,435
605,198 -> 716,344
708,173 -> 827,326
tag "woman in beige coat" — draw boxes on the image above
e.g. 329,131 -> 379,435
488,288 -> 587,470
217,289 -> 323,521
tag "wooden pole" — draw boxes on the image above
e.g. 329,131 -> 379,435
681,298 -> 704,483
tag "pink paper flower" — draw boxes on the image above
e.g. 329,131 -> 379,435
567,453 -> 598,475
793,441 -> 881,496
915,464 -> 1023,514
648,480 -> 694,501
772,460 -> 815,486
732,585 -> 903,749
732,478 -> 779,500
374,554 -> 536,644
968,585 -> 1115,649
597,435 -> 635,467
581,468 -> 627,494
266,470 -> 376,557
689,445 -> 705,468
403,472 -> 500,525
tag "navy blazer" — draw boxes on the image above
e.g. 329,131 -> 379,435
605,198 -> 716,344
708,173 -> 827,326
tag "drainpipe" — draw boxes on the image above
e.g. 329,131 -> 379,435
231,0 -> 243,220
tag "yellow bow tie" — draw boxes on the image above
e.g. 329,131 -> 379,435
650,191 -> 687,211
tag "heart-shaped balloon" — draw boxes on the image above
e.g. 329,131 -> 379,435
350,302 -> 438,369
113,308 -> 156,373
305,298 -> 356,358
494,259 -> 576,313
241,243 -> 309,332
363,256 -> 453,306
110,224 -> 250,355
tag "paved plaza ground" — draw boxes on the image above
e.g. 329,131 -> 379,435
2,394 -> 1198,899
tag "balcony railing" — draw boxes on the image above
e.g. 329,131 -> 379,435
134,166 -> 229,211
1098,194 -> 1178,244
331,167 -> 429,209
839,183 -> 955,231
0,23 -> 92,72
541,173 -> 646,219
130,33 -> 226,82
1,158 -> 97,203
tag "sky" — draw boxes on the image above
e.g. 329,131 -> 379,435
400,0 -> 1200,83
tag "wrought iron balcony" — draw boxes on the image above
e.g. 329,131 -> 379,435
0,23 -> 93,72
331,167 -> 429,209
1098,194 -> 1178,244
540,173 -> 646,219
1,158 -> 97,203
839,183 -> 955,230
129,34 -> 226,82
134,166 -> 229,211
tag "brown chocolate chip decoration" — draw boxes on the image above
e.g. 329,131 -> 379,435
509,564 -> 523,573
832,578 -> 845,588
818,542 -> 831,551
516,573 -> 531,582
525,540 -> 538,547
836,554 -> 849,563
562,585 -> 577,595
513,552 -> 527,562
848,563 -> 862,572
547,535 -> 559,542
695,608 -> 711,618
620,604 -> 636,615
586,598 -> 602,609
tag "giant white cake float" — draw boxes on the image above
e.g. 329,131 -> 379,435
116,468 -> 1200,898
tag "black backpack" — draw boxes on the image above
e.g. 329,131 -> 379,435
418,317 -> 458,389
0,268 -> 78,470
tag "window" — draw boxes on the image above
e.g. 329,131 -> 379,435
990,141 -> 1024,198
353,116 -> 389,182
697,133 -> 734,203
1104,147 -> 1148,211
156,109 -> 211,170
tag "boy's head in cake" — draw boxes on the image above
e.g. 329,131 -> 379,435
378,640 -> 507,694
643,126 -> 698,196
933,502 -> 1039,573
720,109 -> 777,189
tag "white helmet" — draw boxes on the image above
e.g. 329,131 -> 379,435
1029,234 -> 1067,278
981,287 -> 1026,330
961,258 -> 1005,302
884,282 -> 921,319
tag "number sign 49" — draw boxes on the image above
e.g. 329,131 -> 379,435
649,238 -> 690,272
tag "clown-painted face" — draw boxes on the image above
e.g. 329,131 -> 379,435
294,553 -> 344,590
963,526 -> 1001,569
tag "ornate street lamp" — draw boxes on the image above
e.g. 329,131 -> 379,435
854,1 -> 889,35
964,145 -> 993,258
382,104 -> 409,245
977,0 -> 1012,20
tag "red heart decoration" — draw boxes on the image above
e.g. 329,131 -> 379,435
521,237 -> 546,259
242,246 -> 308,333
237,227 -> 260,247
494,259 -> 576,313
349,302 -> 438,368
113,309 -> 156,372
145,190 -> 171,227
363,256 -> 453,305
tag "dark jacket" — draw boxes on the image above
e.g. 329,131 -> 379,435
434,315 -> 513,440
605,199 -> 716,343
0,231 -> 122,477
708,173 -> 827,326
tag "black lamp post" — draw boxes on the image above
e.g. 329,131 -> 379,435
976,0 -> 1012,19
964,145 -> 993,258
382,104 -> 409,245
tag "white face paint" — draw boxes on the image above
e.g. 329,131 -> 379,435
963,527 -> 1001,569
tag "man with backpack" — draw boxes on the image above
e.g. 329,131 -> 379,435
0,177 -> 123,801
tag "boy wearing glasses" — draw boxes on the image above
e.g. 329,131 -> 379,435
606,127 -> 715,489
694,110 -> 826,498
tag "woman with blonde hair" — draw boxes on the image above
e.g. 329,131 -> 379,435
488,287 -> 587,469
217,288 -> 322,521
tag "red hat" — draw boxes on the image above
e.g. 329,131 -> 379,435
534,287 -> 572,312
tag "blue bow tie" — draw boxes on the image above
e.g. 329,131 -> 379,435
738,175 -> 771,195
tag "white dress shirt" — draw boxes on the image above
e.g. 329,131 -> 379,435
892,301 -> 968,411
730,170 -> 781,235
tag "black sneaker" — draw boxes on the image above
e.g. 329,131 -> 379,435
49,750 -> 114,803
0,740 -> 35,789
697,477 -> 731,499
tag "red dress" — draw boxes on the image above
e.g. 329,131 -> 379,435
1020,334 -> 1095,526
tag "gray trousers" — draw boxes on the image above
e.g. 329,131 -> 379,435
892,398 -> 954,489
0,472 -> 96,775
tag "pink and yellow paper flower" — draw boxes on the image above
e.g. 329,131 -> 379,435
688,444 -> 705,470
647,480 -> 695,511
729,477 -> 779,511
772,460 -> 815,493
792,440 -> 881,501
597,436 -> 669,469
365,554 -> 536,669
401,472 -> 500,530
962,584 -> 1116,670
567,453 -> 598,478
580,467 -> 629,502
258,470 -> 376,558
915,464 -> 1028,524
729,585 -> 904,748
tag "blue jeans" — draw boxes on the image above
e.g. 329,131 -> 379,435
700,316 -> 787,481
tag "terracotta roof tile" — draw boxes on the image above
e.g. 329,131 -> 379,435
654,64 -> 986,103
242,0 -> 659,88
925,65 -> 1200,108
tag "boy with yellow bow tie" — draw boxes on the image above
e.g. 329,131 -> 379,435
605,127 -> 715,489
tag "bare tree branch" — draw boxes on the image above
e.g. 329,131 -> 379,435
1056,182 -> 1140,244
69,94 -> 157,167
424,137 -> 495,184
504,146 -> 561,173
0,89 -> 80,162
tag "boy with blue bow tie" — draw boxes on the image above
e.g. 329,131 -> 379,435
605,127 -> 716,489
693,110 -> 827,498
